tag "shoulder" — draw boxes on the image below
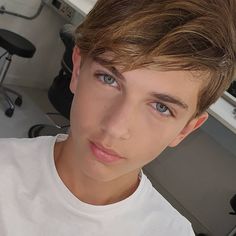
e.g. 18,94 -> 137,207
0,135 -> 53,155
0,136 -> 58,204
0,135 -> 56,166
0,135 -> 57,185
141,174 -> 195,235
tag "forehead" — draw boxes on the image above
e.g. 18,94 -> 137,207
121,68 -> 203,101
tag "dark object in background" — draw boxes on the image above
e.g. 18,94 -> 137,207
28,24 -> 74,138
0,29 -> 36,117
48,23 -> 74,119
227,81 -> 236,98
229,194 -> 236,215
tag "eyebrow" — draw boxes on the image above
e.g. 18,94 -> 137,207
93,57 -> 189,110
93,57 -> 126,81
150,93 -> 189,110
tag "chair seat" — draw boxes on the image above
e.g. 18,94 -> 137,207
0,29 -> 36,58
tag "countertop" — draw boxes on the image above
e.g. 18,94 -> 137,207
208,92 -> 236,134
63,0 -> 96,16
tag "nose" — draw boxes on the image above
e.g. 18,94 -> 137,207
100,98 -> 134,140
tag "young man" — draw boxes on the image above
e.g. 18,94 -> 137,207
0,0 -> 235,235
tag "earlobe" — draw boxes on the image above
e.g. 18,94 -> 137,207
168,112 -> 208,147
70,46 -> 82,94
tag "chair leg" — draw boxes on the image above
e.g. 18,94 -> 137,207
3,86 -> 22,106
3,86 -> 22,99
1,88 -> 15,110
0,53 -> 12,86
0,53 -> 23,117
0,87 -> 15,117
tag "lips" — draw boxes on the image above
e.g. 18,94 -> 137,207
89,141 -> 124,163
93,141 -> 123,157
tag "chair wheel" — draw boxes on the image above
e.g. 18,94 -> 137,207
5,108 -> 14,117
28,124 -> 44,138
15,97 -> 22,106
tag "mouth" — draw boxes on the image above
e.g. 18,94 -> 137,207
89,140 -> 124,164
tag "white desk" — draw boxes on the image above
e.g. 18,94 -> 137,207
208,92 -> 236,134
63,0 -> 96,16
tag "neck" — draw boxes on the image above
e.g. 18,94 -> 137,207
54,138 -> 140,206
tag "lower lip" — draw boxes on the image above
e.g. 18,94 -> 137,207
89,141 -> 123,164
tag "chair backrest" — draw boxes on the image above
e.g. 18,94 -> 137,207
48,24 -> 75,119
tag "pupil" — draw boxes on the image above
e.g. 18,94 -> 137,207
105,75 -> 113,83
157,103 -> 167,112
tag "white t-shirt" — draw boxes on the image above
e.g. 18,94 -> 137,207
0,135 -> 195,236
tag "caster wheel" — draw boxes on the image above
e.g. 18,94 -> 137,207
15,97 -> 22,106
28,124 -> 44,138
5,108 -> 14,117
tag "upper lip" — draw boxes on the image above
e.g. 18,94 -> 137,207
91,141 -> 124,158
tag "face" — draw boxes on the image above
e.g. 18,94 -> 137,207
68,47 -> 208,182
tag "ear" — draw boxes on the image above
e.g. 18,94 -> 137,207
70,46 -> 82,94
168,112 -> 208,147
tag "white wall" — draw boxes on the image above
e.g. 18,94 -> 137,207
0,0 -> 42,15
144,115 -> 236,236
0,0 -> 69,89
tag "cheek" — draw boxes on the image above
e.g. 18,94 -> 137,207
131,120 -> 184,162
136,132 -> 167,159
70,87 -> 108,135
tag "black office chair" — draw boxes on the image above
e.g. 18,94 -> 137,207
0,29 -> 36,117
28,24 -> 74,137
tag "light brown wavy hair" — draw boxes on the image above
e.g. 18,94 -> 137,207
75,0 -> 236,117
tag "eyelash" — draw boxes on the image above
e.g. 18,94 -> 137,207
94,72 -> 174,117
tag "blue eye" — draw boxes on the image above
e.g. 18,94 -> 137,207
96,73 -> 118,88
153,102 -> 172,117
